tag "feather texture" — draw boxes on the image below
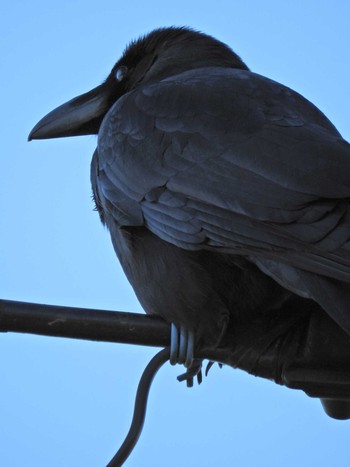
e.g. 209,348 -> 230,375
93,67 -> 350,335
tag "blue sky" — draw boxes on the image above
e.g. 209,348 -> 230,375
2,1 -> 350,466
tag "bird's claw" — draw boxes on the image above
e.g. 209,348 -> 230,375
205,361 -> 223,377
177,359 -> 203,387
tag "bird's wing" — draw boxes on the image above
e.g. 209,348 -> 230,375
95,67 -> 350,331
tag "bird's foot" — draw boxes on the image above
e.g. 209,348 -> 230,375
205,361 -> 223,377
170,323 -> 202,387
177,360 -> 203,387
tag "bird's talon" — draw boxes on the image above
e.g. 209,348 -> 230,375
205,361 -> 214,376
187,377 -> 194,388
176,359 -> 202,386
205,361 -> 224,377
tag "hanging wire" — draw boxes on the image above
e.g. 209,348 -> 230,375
107,347 -> 170,466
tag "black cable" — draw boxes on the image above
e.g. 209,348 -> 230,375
107,347 -> 170,466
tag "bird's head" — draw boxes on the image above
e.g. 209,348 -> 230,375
28,27 -> 248,140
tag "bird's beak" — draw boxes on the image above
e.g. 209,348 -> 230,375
28,83 -> 111,140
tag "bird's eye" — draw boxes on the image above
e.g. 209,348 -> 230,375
115,66 -> 128,82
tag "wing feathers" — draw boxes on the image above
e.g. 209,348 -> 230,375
93,67 -> 350,332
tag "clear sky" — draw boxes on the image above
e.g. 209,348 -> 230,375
1,1 -> 350,466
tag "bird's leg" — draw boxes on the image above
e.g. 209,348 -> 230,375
170,323 -> 202,387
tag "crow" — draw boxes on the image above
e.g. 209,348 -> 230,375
29,27 -> 350,383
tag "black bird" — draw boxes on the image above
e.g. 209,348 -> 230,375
29,27 -> 350,380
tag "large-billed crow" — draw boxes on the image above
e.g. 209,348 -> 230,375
29,27 -> 350,381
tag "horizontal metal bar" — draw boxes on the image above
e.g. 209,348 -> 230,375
0,299 -> 169,347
